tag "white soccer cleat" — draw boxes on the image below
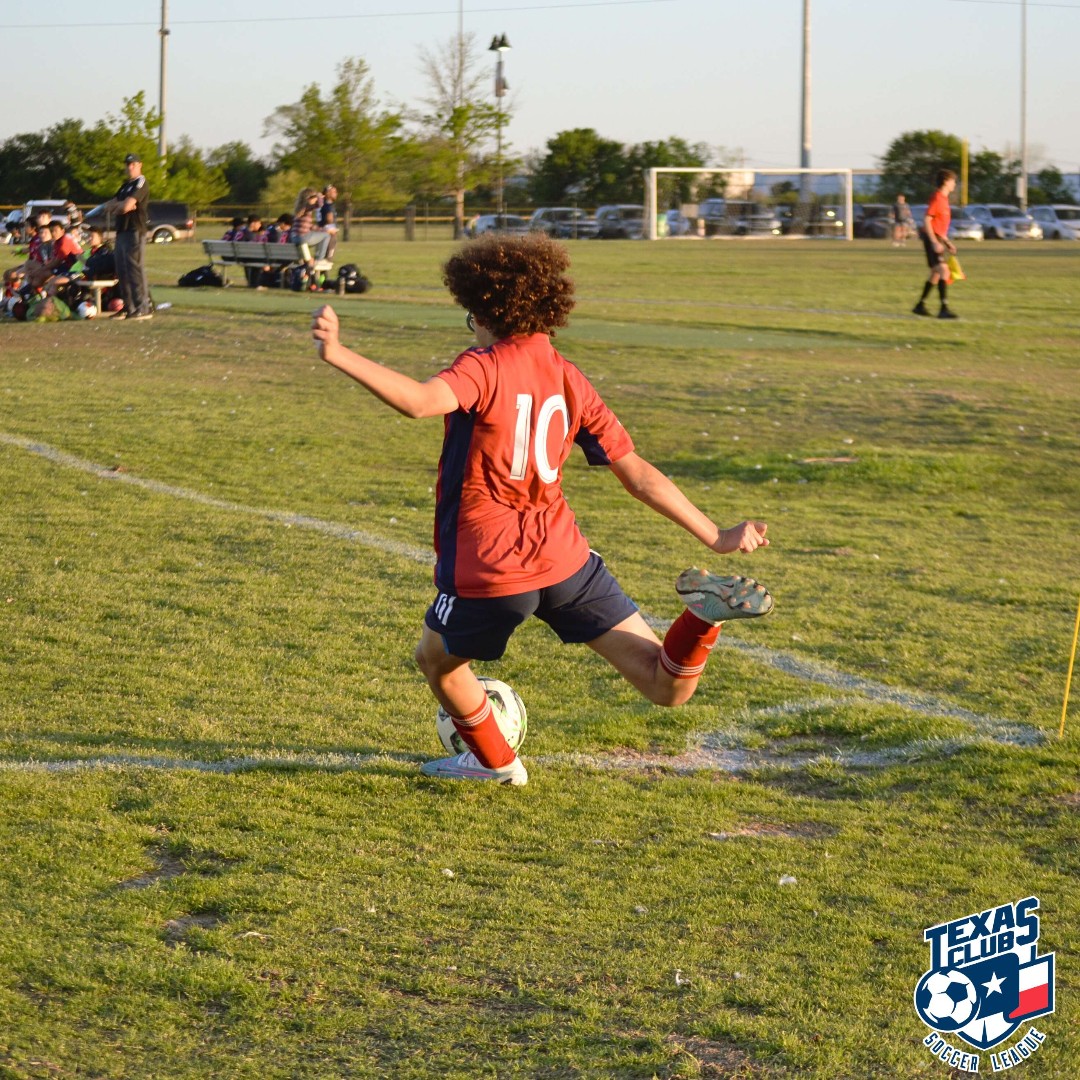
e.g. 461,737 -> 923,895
419,750 -> 528,786
675,567 -> 774,625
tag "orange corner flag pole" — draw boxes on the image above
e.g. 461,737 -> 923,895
1061,594 -> 1080,739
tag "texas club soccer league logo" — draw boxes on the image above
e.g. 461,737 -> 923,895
914,896 -> 1054,1071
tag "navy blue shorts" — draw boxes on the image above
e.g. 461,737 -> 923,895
425,552 -> 639,661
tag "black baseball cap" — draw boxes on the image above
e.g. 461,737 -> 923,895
124,153 -> 142,164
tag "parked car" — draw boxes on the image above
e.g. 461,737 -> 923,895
698,197 -> 728,236
663,209 -> 692,237
528,207 -> 598,239
964,204 -> 1042,240
806,204 -> 846,236
948,207 -> 985,241
1028,204 -> 1080,240
852,203 -> 893,239
82,200 -> 195,243
726,201 -> 783,236
465,213 -> 531,238
594,204 -> 644,239
8,199 -> 69,242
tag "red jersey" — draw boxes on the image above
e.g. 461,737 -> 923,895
925,189 -> 951,239
433,334 -> 634,598
50,233 -> 82,272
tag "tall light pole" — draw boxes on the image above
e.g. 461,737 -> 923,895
490,34 -> 511,218
800,0 -> 811,171
158,0 -> 170,168
1018,0 -> 1028,209
798,0 -> 811,202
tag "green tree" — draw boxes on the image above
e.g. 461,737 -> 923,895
1028,166 -> 1073,205
264,57 -> 405,240
208,142 -> 271,206
71,93 -> 164,199
0,119 -> 91,203
529,128 -> 631,206
878,130 -> 961,201
625,137 -> 712,205
165,136 -> 229,210
412,32 -> 512,238
258,169 -> 313,217
967,149 -> 1020,203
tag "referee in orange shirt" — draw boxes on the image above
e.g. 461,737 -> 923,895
913,168 -> 959,320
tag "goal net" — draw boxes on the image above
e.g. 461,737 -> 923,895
644,167 -> 854,240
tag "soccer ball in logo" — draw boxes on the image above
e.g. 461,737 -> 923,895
436,677 -> 527,755
919,969 -> 979,1028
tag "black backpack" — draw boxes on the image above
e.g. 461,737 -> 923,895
178,265 -> 224,288
337,263 -> 371,294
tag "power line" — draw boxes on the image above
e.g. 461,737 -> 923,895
945,0 -> 1080,7
0,0 -> 680,31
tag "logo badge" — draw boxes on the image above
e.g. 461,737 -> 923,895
915,896 -> 1054,1069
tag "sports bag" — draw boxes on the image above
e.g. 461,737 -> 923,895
178,265 -> 224,288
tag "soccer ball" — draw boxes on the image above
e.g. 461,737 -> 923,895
920,969 -> 978,1028
77,301 -> 97,319
436,677 -> 527,755
107,297 -> 124,313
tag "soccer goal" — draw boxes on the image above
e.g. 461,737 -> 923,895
644,167 -> 854,241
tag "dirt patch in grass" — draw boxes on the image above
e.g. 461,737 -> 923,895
665,1035 -> 777,1078
118,847 -> 188,890
705,820 -> 837,841
163,912 -> 224,945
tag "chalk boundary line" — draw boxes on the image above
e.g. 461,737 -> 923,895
0,431 -> 1042,774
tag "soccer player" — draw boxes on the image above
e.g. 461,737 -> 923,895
310,233 -> 774,786
913,169 -> 959,320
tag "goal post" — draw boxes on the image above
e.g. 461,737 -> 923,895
644,167 -> 854,241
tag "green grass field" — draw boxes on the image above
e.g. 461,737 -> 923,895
1,233 -> 1078,1078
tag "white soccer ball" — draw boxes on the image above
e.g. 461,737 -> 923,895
77,301 -> 97,320
922,969 -> 978,1027
436,676 -> 527,755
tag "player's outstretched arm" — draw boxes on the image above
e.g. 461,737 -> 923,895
311,305 -> 458,419
608,451 -> 769,555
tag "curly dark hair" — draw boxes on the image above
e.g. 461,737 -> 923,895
442,232 -> 575,338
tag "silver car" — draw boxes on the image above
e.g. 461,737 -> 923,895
965,204 -> 1042,240
466,214 -> 531,238
1029,204 -> 1080,240
949,207 -> 985,241
528,207 -> 598,239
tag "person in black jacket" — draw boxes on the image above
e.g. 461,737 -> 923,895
103,153 -> 152,320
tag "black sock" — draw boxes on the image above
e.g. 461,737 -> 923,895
920,281 -> 933,303
938,281 -> 948,306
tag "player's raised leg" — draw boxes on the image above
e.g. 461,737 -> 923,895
587,569 -> 773,706
414,625 -> 527,785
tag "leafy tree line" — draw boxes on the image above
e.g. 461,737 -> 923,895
877,129 -> 1074,204
2,57 -> 1074,224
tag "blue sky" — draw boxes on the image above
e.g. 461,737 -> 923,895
2,0 -> 1079,172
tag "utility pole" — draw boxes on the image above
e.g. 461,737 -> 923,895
799,0 -> 812,202
490,34 -> 511,218
159,0 -> 169,169
800,0 -> 811,171
1018,0 -> 1028,209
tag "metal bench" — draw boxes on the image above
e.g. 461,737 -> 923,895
201,237 -> 334,286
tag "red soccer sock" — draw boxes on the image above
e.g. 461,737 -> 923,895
660,609 -> 722,679
449,696 -> 517,768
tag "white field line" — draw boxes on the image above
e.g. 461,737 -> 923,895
0,432 -> 1043,771
0,727 -> 1034,778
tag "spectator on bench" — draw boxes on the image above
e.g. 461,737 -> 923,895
265,213 -> 293,244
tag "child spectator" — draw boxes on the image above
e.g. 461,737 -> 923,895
265,214 -> 293,244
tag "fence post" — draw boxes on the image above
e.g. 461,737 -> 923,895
405,204 -> 416,241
